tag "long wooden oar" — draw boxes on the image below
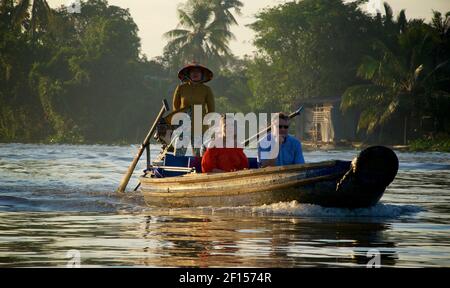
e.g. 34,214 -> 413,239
242,106 -> 304,147
116,99 -> 170,193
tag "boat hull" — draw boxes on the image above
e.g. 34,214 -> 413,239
139,159 -> 387,208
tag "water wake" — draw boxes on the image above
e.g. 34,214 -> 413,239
209,201 -> 423,218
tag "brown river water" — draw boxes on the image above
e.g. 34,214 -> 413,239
0,144 -> 449,267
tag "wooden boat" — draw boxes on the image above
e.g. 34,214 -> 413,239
139,146 -> 399,208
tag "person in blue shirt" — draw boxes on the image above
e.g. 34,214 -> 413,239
258,112 -> 305,167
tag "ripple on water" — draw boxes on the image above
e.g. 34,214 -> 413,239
0,144 -> 449,267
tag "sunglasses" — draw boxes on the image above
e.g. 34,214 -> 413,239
278,125 -> 289,129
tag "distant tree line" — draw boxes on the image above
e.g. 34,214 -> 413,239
0,0 -> 173,143
0,0 -> 449,145
247,0 -> 450,144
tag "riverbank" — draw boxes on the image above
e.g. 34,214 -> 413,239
408,135 -> 450,152
301,141 -> 407,152
1,135 -> 450,152
302,136 -> 450,153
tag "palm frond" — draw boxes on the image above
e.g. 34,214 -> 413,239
190,2 -> 214,28
413,64 -> 424,81
207,25 -> 235,41
379,99 -> 399,125
204,0 -> 242,33
357,108 -> 380,134
397,9 -> 407,32
421,59 -> 450,84
177,9 -> 196,29
383,2 -> 393,24
217,0 -> 243,13
341,84 -> 385,112
356,55 -> 379,80
163,29 -> 190,40
370,39 -> 408,86
164,35 -> 190,52
207,34 -> 232,55
431,10 -> 443,31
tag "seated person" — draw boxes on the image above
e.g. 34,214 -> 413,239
258,112 -> 305,167
202,115 -> 249,173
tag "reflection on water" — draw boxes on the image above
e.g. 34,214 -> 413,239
0,144 -> 449,267
0,211 -> 400,267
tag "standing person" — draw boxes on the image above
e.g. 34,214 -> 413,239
258,112 -> 305,167
170,63 -> 215,156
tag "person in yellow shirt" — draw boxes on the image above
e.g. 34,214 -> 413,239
173,63 -> 215,115
169,63 -> 216,157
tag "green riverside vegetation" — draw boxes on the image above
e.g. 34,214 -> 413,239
0,0 -> 449,150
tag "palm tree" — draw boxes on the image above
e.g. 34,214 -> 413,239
163,0 -> 240,70
341,21 -> 449,141
431,11 -> 450,36
372,2 -> 407,50
341,41 -> 420,135
430,11 -> 450,60
429,11 -> 450,132
209,0 -> 242,28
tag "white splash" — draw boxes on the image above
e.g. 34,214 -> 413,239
250,201 -> 422,218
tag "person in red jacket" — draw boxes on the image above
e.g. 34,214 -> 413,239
202,116 -> 249,173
